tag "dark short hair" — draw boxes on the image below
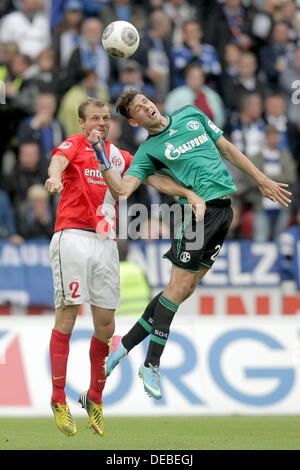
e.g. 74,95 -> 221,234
115,88 -> 141,119
183,60 -> 204,79
78,98 -> 108,120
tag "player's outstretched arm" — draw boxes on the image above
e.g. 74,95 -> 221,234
216,136 -> 292,207
45,153 -> 69,194
87,129 -> 142,199
146,174 -> 206,221
105,172 -> 142,200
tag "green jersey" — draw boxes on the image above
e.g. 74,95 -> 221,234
125,105 -> 237,203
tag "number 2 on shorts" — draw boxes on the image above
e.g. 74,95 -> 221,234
210,244 -> 221,262
69,281 -> 80,299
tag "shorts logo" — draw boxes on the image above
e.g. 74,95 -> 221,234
180,252 -> 191,263
186,120 -> 200,131
59,141 -> 72,149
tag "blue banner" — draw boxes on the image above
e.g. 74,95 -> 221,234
0,240 -> 54,306
128,240 -> 281,289
0,239 -> 291,307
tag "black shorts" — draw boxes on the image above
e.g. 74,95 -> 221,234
163,198 -> 233,272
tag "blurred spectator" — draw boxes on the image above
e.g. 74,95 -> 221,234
32,48 -> 61,95
223,51 -> 267,111
205,0 -> 255,68
162,0 -> 200,46
223,43 -> 241,78
0,41 -> 20,163
171,20 -> 221,89
58,69 -> 109,137
279,47 -> 300,125
107,113 -> 128,146
133,9 -> 172,98
109,59 -> 156,104
106,113 -> 137,154
66,17 -> 110,90
277,1 -> 300,43
17,184 -> 54,240
0,0 -> 51,60
249,125 -> 296,242
2,141 -> 48,210
264,92 -> 300,160
100,0 -> 147,31
52,0 -> 84,72
5,53 -> 40,116
165,63 -> 226,128
219,42 -> 241,104
0,41 -> 19,83
259,21 -> 296,89
226,92 -> 265,232
17,93 -> 66,163
250,0 -> 274,46
0,190 -> 24,245
225,93 -> 265,157
279,206 -> 300,292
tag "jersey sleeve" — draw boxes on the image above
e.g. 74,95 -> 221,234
52,136 -> 79,162
124,147 -> 156,183
193,106 -> 224,143
119,150 -> 134,175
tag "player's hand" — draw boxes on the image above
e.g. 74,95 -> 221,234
88,129 -> 104,150
187,192 -> 206,222
258,177 -> 292,207
45,177 -> 64,194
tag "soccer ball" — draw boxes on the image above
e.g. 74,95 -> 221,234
102,20 -> 140,59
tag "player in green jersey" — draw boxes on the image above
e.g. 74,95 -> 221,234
88,89 -> 291,400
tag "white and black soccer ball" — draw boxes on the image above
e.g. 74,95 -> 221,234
102,20 -> 140,59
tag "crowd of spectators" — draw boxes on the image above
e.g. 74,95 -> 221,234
1,0 -> 300,245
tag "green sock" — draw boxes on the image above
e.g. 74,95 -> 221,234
121,292 -> 163,352
144,295 -> 179,368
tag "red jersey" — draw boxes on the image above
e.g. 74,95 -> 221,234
52,133 -> 133,235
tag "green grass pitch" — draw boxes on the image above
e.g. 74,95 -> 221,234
0,416 -> 300,450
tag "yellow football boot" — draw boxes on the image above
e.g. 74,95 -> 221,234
79,391 -> 104,436
51,401 -> 77,436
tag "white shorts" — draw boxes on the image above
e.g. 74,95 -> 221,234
49,229 -> 120,309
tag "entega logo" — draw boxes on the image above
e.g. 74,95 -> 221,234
85,168 -> 103,178
165,133 -> 209,160
84,168 -> 106,185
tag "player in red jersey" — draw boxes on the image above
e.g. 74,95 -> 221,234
45,97 -> 205,437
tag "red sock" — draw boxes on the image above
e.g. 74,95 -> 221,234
88,335 -> 109,405
50,329 -> 71,405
